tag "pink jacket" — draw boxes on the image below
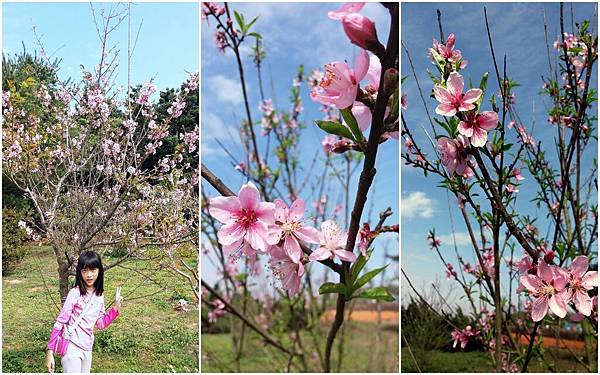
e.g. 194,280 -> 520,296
47,287 -> 119,352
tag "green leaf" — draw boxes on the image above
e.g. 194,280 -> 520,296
315,120 -> 354,141
245,16 -> 259,33
476,72 -> 489,109
391,85 -> 400,117
352,265 -> 388,293
234,11 -> 244,32
340,108 -> 364,142
248,32 -> 262,39
354,287 -> 394,302
350,249 -> 373,284
319,282 -> 347,296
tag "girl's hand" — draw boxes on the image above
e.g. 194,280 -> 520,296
115,286 -> 123,312
46,350 -> 55,373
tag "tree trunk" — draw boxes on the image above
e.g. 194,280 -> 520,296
52,243 -> 71,303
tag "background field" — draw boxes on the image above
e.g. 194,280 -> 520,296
202,318 -> 398,372
2,245 -> 198,373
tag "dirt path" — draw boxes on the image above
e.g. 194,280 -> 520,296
513,333 -> 585,351
321,309 -> 398,323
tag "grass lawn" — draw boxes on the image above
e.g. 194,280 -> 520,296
2,245 -> 198,373
202,320 -> 398,372
401,348 -> 594,373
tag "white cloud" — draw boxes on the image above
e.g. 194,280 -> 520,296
201,111 -> 241,157
438,232 -> 472,247
401,191 -> 435,219
207,75 -> 245,105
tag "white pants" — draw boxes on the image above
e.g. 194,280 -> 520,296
61,343 -> 92,373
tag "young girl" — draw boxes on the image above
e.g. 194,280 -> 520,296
46,251 -> 123,373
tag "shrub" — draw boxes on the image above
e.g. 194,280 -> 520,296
2,208 -> 28,274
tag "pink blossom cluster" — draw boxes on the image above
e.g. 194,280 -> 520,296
429,33 -> 467,70
554,32 -> 589,90
451,325 -> 478,349
514,255 -> 597,322
201,2 -> 225,20
209,182 -> 360,296
208,298 -> 227,323
427,231 -> 441,249
445,263 -> 458,280
258,98 -> 279,135
328,3 -> 380,53
136,82 -> 157,105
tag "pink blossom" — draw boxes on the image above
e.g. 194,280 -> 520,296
564,256 -> 598,316
322,135 -> 338,154
365,54 -> 381,92
457,111 -> 498,147
214,30 -> 227,53
202,2 -> 225,18
401,93 -> 407,110
309,220 -> 357,262
437,135 -> 472,176
311,50 -> 369,109
357,223 -> 372,258
505,184 -> 519,194
327,2 -> 365,20
349,101 -> 371,131
451,325 -> 478,349
518,126 -> 534,146
513,255 -> 533,274
464,263 -> 475,274
512,168 -> 524,181
446,263 -> 458,280
266,199 -> 320,263
427,232 -> 441,249
434,72 -> 481,116
508,120 -> 515,129
268,245 -> 305,297
208,182 -> 275,257
520,261 -> 568,321
341,13 -> 378,51
431,33 -> 467,69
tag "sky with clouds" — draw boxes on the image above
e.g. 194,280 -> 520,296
401,2 -> 598,310
201,3 -> 399,292
3,2 -> 198,95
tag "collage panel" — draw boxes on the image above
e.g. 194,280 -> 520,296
2,2 -> 199,373
401,2 -> 598,373
200,1 -> 399,373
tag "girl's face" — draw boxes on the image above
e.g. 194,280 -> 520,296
81,267 -> 99,288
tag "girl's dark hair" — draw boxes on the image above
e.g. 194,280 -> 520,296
74,251 -> 104,296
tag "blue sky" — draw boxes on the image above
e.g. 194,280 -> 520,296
201,3 -> 399,293
3,2 -> 198,94
401,2 -> 598,310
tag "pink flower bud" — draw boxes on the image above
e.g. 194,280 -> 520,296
341,13 -> 379,51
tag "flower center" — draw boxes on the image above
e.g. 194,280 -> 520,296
538,283 -> 555,297
237,209 -> 257,229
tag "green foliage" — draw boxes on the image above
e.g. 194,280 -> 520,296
340,108 -> 364,142
319,282 -> 348,297
95,330 -> 138,354
315,120 -> 354,140
2,208 -> 28,274
353,286 -> 394,302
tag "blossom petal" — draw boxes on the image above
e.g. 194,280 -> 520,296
309,246 -> 332,261
208,196 -> 241,223
217,222 -> 245,245
520,274 -> 543,293
574,290 -> 592,316
435,103 -> 457,117
352,101 -> 372,131
470,127 -> 488,148
238,182 -> 260,211
284,235 -> 303,264
549,294 -> 567,318
245,222 -> 268,252
538,261 -> 553,283
274,199 -> 288,222
571,255 -> 589,278
266,225 -> 284,245
327,2 -> 365,20
462,88 -> 482,104
446,72 -> 464,97
255,202 -> 275,224
334,249 -> 357,262
433,85 -> 453,104
477,111 -> 499,130
531,296 -> 549,322
289,199 -> 306,222
366,54 -> 381,89
457,120 -> 473,137
294,226 -> 321,244
581,271 -> 598,290
354,50 -> 370,82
